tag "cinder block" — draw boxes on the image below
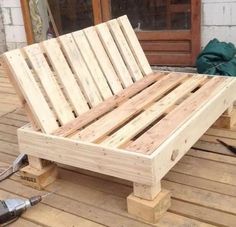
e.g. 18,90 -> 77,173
2,8 -> 12,25
11,7 -> 24,25
0,0 -> 21,7
6,42 -> 16,50
5,25 -> 26,43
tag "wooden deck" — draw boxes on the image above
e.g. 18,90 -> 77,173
0,68 -> 236,227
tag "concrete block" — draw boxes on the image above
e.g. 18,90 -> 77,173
2,7 -> 12,25
16,42 -> 26,48
5,25 -> 26,42
203,3 -> 233,26
202,26 -> 236,47
0,0 -> 21,8
6,42 -> 16,50
11,7 -> 24,25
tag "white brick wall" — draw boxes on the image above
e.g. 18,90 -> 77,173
0,0 -> 26,52
202,0 -> 236,47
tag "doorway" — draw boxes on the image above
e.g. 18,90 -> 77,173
21,0 -> 201,66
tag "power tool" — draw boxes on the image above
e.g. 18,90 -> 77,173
0,195 -> 42,225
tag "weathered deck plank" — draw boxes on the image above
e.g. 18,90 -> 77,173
1,69 -> 236,226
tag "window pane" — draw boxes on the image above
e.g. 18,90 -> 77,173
49,0 -> 94,34
111,0 -> 191,31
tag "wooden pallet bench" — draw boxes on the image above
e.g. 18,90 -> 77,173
2,15 -> 236,223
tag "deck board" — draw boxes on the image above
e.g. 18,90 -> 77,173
0,69 -> 236,226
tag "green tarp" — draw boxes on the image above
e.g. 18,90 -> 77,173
196,39 -> 236,76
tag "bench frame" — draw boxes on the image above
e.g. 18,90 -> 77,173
2,15 -> 236,223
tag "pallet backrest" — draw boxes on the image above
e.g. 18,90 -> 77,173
2,15 -> 152,134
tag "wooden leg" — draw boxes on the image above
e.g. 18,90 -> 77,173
127,182 -> 171,223
20,156 -> 58,190
213,104 -> 236,129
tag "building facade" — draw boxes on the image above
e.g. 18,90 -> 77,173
0,0 -> 235,65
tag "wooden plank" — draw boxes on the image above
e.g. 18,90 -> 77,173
165,170 -> 236,197
76,73 -> 187,142
107,19 -> 143,81
3,50 -> 58,133
0,189 -> 104,227
140,41 -> 191,52
102,76 -> 206,148
18,125 -> 153,185
59,34 -> 102,107
84,26 -> 123,94
163,180 -> 236,214
72,30 -> 113,99
24,44 -> 75,125
0,166 -> 215,227
175,155 -> 236,186
150,77 -> 236,182
53,72 -> 166,137
118,15 -> 152,75
42,38 -> 89,115
170,197 -> 236,227
96,23 -> 133,87
127,77 -> 229,153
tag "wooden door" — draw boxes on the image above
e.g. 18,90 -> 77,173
96,0 -> 201,66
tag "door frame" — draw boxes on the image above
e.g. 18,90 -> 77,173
95,0 -> 201,66
21,0 -> 201,66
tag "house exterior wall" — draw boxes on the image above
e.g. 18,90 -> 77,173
0,0 -> 236,54
0,0 -> 26,54
202,0 -> 236,47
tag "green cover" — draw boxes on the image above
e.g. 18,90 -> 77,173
196,39 -> 236,76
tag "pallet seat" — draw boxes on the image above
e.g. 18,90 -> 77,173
2,15 -> 236,223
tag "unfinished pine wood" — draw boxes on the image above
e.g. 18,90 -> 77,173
42,38 -> 89,115
72,30 -> 113,99
59,33 -> 102,107
76,73 -> 187,142
24,44 -> 75,125
18,125 -> 154,185
0,105 -> 235,227
53,72 -> 165,137
84,26 -> 123,94
3,50 -> 58,133
96,22 -> 133,87
133,182 -> 161,201
108,19 -> 143,81
127,190 -> 171,223
127,77 -> 229,153
150,77 -> 236,182
117,15 -> 152,75
102,76 -> 207,148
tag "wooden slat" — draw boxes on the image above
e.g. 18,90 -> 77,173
42,38 -> 89,115
76,73 -> 187,142
117,15 -> 152,76
18,125 -> 153,185
126,77 -> 230,154
102,76 -> 207,148
107,19 -> 143,81
59,34 -> 102,107
24,44 -> 75,125
53,72 -> 166,137
84,26 -> 123,94
72,30 -> 112,99
3,50 -> 58,133
96,23 -> 133,87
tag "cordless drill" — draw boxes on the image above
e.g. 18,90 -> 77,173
0,195 -> 42,225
